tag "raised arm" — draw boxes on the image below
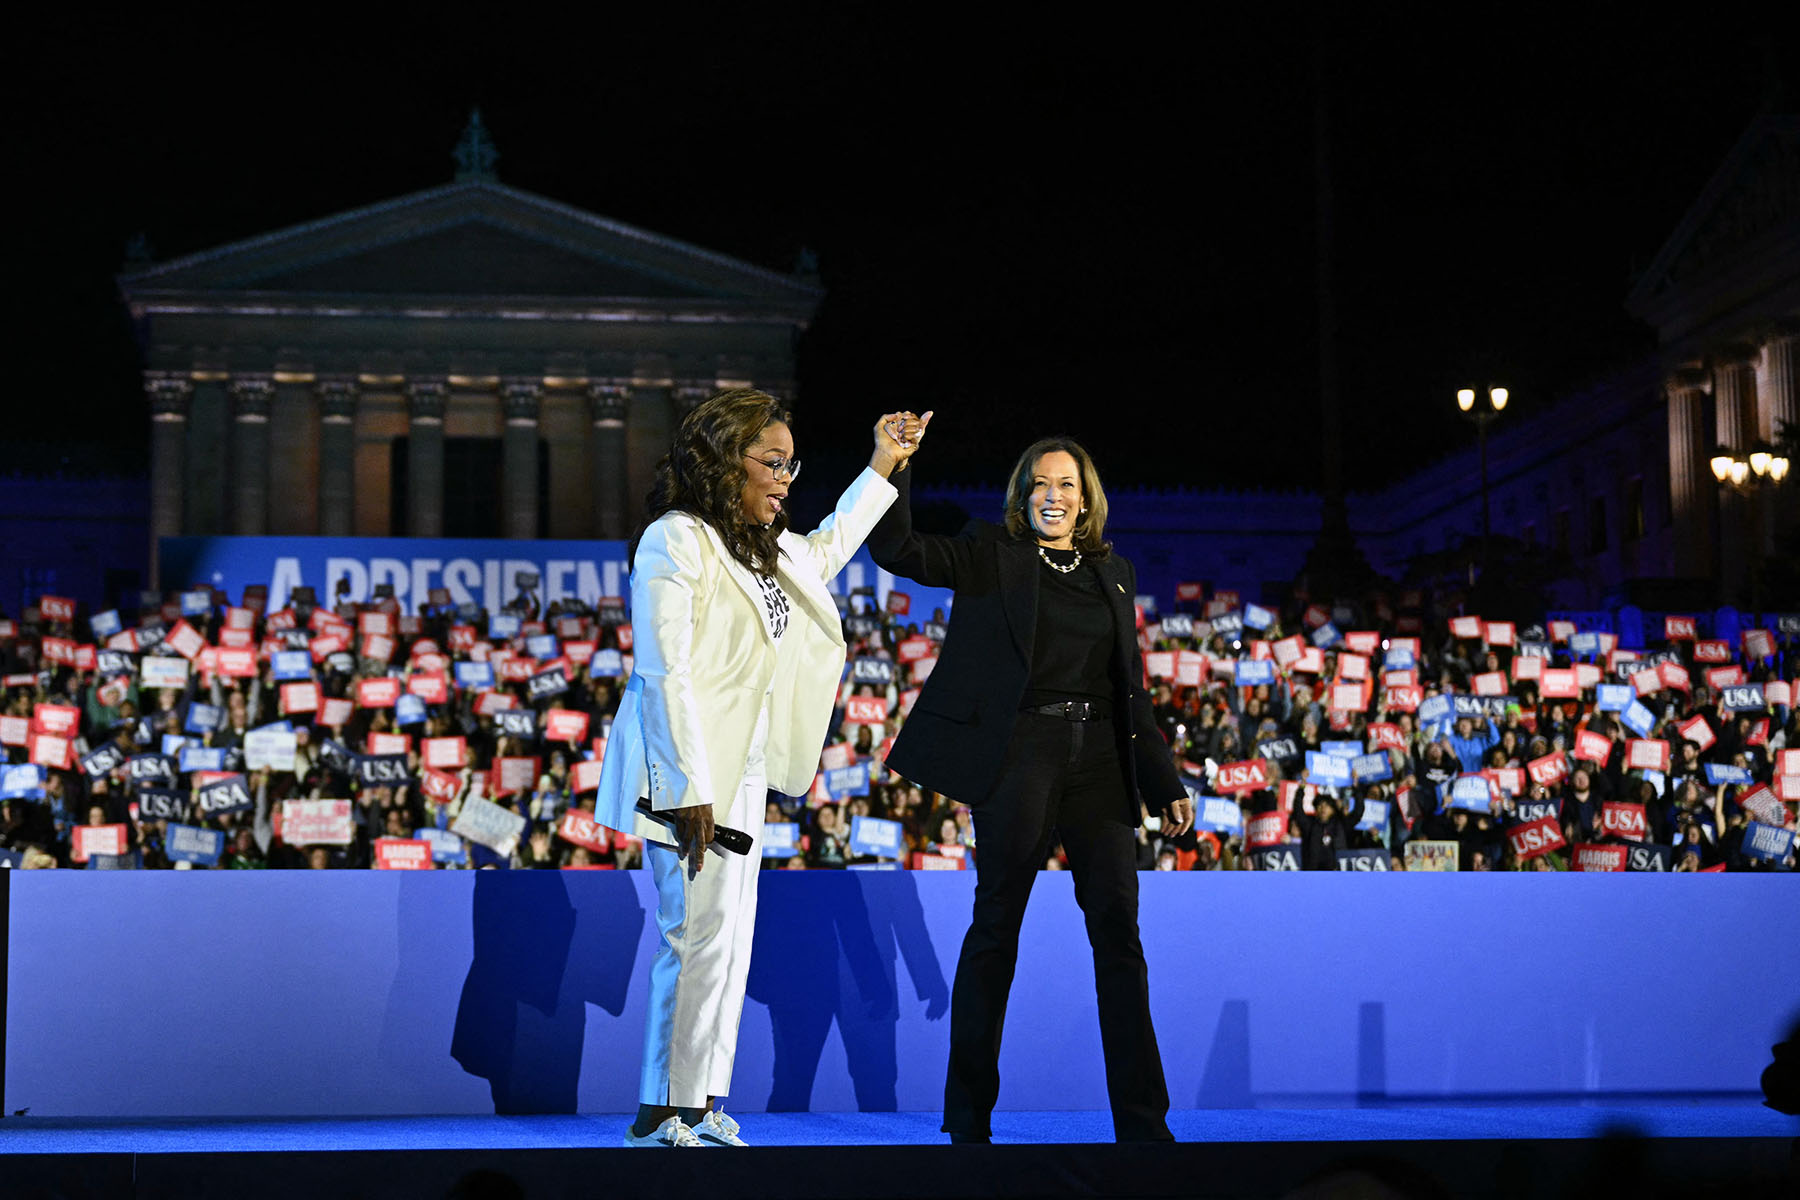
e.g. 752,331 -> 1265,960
795,411 -> 925,582
864,458 -> 982,590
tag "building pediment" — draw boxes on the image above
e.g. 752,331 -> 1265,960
119,180 -> 820,308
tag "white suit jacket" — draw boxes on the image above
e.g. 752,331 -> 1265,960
594,466 -> 897,847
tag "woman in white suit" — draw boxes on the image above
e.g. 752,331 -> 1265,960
595,388 -> 925,1148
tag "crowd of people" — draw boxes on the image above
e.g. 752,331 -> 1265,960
1,579 -> 1795,873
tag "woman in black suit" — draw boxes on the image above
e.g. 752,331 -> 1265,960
866,423 -> 1193,1144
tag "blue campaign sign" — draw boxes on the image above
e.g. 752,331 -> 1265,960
1569,631 -> 1601,657
1212,612 -> 1245,637
1452,695 -> 1487,719
1516,640 -> 1552,659
1447,775 -> 1495,812
160,734 -> 188,757
272,651 -> 313,681
1335,848 -> 1391,870
1621,700 -> 1656,736
164,824 -> 225,867
90,609 -> 122,639
851,657 -> 896,686
824,764 -> 870,800
526,633 -> 560,661
1741,821 -> 1796,864
1355,798 -> 1390,833
848,815 -> 905,859
1234,660 -> 1276,686
395,695 -> 427,726
180,590 -> 212,616
1254,847 -> 1302,871
591,649 -> 624,678
185,703 -> 223,735
761,821 -> 800,859
1322,740 -> 1362,759
1627,843 -> 1672,872
1642,769 -> 1667,797
1383,647 -> 1416,671
1515,800 -> 1559,824
1195,796 -> 1244,836
1310,622 -> 1341,649
495,710 -> 536,739
488,614 -> 522,638
1244,604 -> 1274,631
97,649 -> 135,677
129,754 -> 178,786
1,763 -> 47,800
1719,684 -> 1767,713
136,789 -> 187,821
1596,684 -> 1633,712
416,827 -> 467,864
455,661 -> 496,689
256,719 -> 295,735
1159,613 -> 1195,638
1704,763 -> 1754,787
1351,753 -> 1393,784
179,746 -> 225,774
1418,694 -> 1452,725
1305,751 -> 1352,789
196,774 -> 253,817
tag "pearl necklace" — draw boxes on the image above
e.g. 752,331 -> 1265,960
1038,544 -> 1082,573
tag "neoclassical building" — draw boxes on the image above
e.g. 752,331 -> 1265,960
121,116 -> 821,582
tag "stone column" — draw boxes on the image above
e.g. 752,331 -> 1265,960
589,383 -> 630,538
502,381 -> 542,540
1713,345 -> 1759,453
626,362 -> 674,532
1761,323 -> 1799,444
147,375 -> 191,588
270,372 -> 319,535
406,380 -> 448,538
1666,367 -> 1712,577
317,381 -> 358,536
229,377 -> 274,535
185,375 -> 230,535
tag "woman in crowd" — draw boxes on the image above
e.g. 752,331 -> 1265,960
866,424 -> 1192,1144
593,388 -> 922,1149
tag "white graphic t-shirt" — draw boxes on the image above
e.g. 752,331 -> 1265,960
753,572 -> 790,642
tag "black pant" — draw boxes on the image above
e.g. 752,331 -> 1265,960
942,711 -> 1173,1141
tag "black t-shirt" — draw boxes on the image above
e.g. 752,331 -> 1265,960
1022,546 -> 1114,709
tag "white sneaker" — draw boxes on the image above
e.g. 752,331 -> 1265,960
623,1116 -> 704,1147
695,1109 -> 748,1147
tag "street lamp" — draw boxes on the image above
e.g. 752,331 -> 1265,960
1457,385 -> 1508,578
1710,440 -> 1792,611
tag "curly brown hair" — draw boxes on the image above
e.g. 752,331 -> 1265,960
631,388 -> 792,577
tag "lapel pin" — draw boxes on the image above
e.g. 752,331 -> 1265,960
1116,584 -> 1125,593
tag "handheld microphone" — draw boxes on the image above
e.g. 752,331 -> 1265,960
636,799 -> 755,856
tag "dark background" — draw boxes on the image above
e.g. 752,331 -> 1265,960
8,9 -> 1791,490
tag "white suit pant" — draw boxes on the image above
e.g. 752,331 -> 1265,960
638,704 -> 770,1107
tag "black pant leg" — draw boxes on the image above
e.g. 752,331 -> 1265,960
941,714 -> 1066,1137
1057,722 -> 1173,1142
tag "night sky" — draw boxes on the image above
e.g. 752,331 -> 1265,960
10,10 -> 1790,492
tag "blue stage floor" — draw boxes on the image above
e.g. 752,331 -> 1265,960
2,1097 -> 1787,1154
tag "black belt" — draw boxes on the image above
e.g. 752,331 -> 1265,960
1025,700 -> 1113,721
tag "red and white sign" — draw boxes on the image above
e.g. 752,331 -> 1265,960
1547,620 -> 1576,643
217,628 -> 254,649
1484,621 -> 1515,646
1176,651 -> 1206,688
357,611 -> 395,637
1573,843 -> 1627,872
1449,615 -> 1482,639
1472,671 -> 1506,697
1629,667 -> 1663,698
164,620 -> 205,660
1246,812 -> 1287,848
280,799 -> 354,845
845,696 -> 888,725
616,626 -> 634,652
280,682 -> 320,714
216,647 -> 257,678
1507,815 -> 1566,861
320,697 -> 353,726
1337,653 -> 1370,682
572,759 -> 604,793
30,733 -> 73,770
546,709 -> 590,743
1330,681 -> 1369,712
1705,665 -> 1747,690
1575,663 -> 1603,690
423,737 -> 468,769
886,591 -> 911,616
71,824 -> 128,862
1775,774 -> 1800,803
1213,760 -> 1270,793
1664,615 -> 1696,641
1601,801 -> 1648,841
1511,655 -> 1543,682
498,657 -> 534,684
0,715 -> 30,746
368,732 -> 409,756
1739,784 -> 1783,826
491,756 -> 539,795
356,678 -> 402,708
1175,582 -> 1204,602
1491,767 -> 1525,796
1540,668 -> 1580,699
374,838 -> 432,870
1743,628 -> 1775,659
1768,680 -> 1794,707
1527,751 -> 1570,788
1777,749 -> 1800,777
421,768 -> 462,804
475,691 -> 516,715
898,636 -> 933,663
448,625 -> 477,652
32,703 -> 80,737
1384,685 -> 1422,712
1625,739 -> 1670,772
556,808 -> 611,853
1368,722 -> 1406,751
408,672 -> 449,704
1658,662 -> 1691,692
1692,639 -> 1731,663
1292,647 -> 1325,674
361,634 -> 395,663
309,633 -> 348,663
1344,631 -> 1380,655
39,595 -> 76,623
1271,635 -> 1305,668
563,640 -> 596,665
1146,651 -> 1175,680
1573,729 -> 1612,764
1383,668 -> 1419,689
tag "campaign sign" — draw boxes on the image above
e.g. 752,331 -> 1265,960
1527,751 -> 1570,788
1620,700 -> 1656,737
0,763 -> 47,800
1213,760 -> 1270,793
1472,671 -> 1506,697
423,737 -> 468,769
1539,668 -> 1580,699
1304,751 -> 1352,789
196,773 -> 253,817
1743,628 -> 1776,660
545,709 -> 589,743
1658,662 -> 1691,692
374,838 -> 433,870
1704,763 -> 1754,787
1720,683 -> 1766,713
1779,748 -> 1800,776
393,694 -> 427,731
1310,621 -> 1341,649
488,613 -> 522,639
178,745 -> 225,774
760,820 -> 801,859
850,657 -> 896,686
845,696 -> 888,725
583,648 -> 622,679
1693,639 -> 1731,663
1595,684 -> 1633,712
1384,685 -> 1422,712
244,728 -> 298,772
1383,646 -> 1417,672
1253,847 -> 1302,871
1195,796 -> 1244,836
1245,811 -> 1287,848
96,649 -> 134,678
89,609 -> 122,639
1351,752 -> 1393,784
1601,801 -> 1648,840
128,753 -> 178,786
356,677 -> 401,708
1572,843 -> 1627,872
1742,821 -> 1797,864
80,742 -> 127,779
849,815 -> 904,859
1367,723 -> 1405,751
450,795 -> 528,856
455,661 -> 496,690
490,756 -> 538,795
825,764 -> 871,800
527,666 -> 569,701
1627,842 -> 1672,872
495,710 -> 537,739
1739,785 -> 1784,826
1447,774 -> 1495,813
1514,799 -> 1560,824
316,739 -> 355,774
133,789 -> 185,822
1705,666 -> 1747,690
1418,694 -> 1452,725
1404,840 -> 1459,872
216,648 -> 257,678
407,673 -> 450,705
1271,635 -> 1304,667
1507,816 -> 1566,861
1160,613 -> 1195,638
525,633 -> 559,661
356,754 -> 410,787
1335,848 -> 1391,871
1355,798 -> 1390,833
421,768 -> 463,805
1449,615 -> 1481,639
165,823 -> 225,866
1625,739 -> 1669,772
279,682 -> 319,715
1145,651 -> 1174,680
1568,631 -> 1601,657
415,827 -> 466,864
72,824 -> 128,863
319,697 -> 353,726
555,808 -> 611,853
176,702 -> 221,737
1256,736 -> 1300,765
1234,660 -> 1276,686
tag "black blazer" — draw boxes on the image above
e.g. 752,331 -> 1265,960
865,468 -> 1185,824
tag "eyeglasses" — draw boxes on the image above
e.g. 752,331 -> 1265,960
744,454 -> 801,482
